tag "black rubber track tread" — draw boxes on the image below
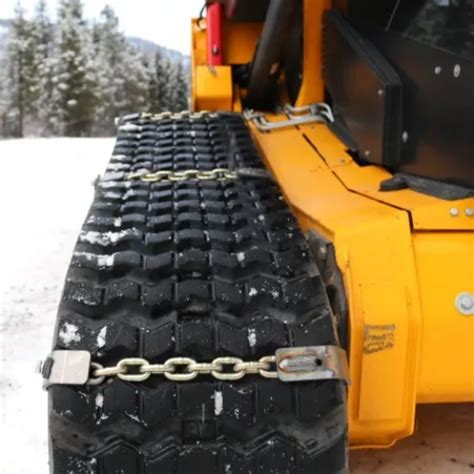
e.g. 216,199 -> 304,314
49,112 -> 348,473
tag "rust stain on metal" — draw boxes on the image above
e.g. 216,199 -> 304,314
363,324 -> 395,354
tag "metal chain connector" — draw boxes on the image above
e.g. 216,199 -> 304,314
87,355 -> 278,385
127,168 -> 238,183
39,346 -> 350,388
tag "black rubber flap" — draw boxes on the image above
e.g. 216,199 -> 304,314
322,11 -> 403,167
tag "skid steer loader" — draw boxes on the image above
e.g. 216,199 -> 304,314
39,0 -> 473,472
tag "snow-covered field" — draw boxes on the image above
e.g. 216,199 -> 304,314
0,138 -> 472,473
0,138 -> 114,474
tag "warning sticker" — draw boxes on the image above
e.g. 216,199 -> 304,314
363,324 -> 395,354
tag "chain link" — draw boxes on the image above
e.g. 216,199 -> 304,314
127,168 -> 239,183
135,111 -> 217,122
88,355 -> 278,384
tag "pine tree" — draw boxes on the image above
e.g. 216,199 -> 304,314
34,0 -> 52,53
167,60 -> 189,112
2,1 -> 189,137
148,50 -> 169,113
4,3 -> 39,136
48,0 -> 97,136
92,5 -> 148,135
27,0 -> 53,126
34,0 -> 55,135
161,57 -> 175,111
148,49 -> 171,113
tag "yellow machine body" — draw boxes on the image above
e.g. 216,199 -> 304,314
191,0 -> 474,449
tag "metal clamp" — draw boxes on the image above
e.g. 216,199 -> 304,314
275,346 -> 350,383
244,103 -> 334,132
37,350 -> 92,390
38,345 -> 349,388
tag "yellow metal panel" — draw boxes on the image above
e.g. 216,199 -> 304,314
414,232 -> 474,403
222,20 -> 262,64
191,18 -> 262,68
335,218 -> 421,448
302,124 -> 474,231
194,66 -> 233,111
358,281 -> 409,422
336,161 -> 474,230
248,117 -> 423,448
191,18 -> 261,111
295,0 -> 330,106
191,19 -> 207,67
191,19 -> 207,111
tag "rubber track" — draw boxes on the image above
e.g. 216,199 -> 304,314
49,112 -> 348,473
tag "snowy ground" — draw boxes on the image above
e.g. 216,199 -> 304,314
0,138 -> 472,473
0,138 -> 113,474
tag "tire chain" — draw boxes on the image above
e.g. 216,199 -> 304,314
88,355 -> 278,385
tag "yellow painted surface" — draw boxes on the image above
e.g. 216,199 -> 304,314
302,125 -> 474,231
194,66 -> 233,111
191,18 -> 261,111
222,20 -> 262,65
295,0 -> 330,106
190,19 -> 205,111
247,116 -> 474,448
191,19 -> 206,66
248,118 -> 423,447
414,232 -> 474,403
191,18 -> 262,68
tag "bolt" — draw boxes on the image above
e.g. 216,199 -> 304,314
460,295 -> 472,311
402,131 -> 408,143
453,64 -> 461,78
465,208 -> 473,217
434,66 -> 442,74
450,207 -> 459,217
456,292 -> 474,316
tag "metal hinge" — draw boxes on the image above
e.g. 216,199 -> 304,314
244,103 -> 334,132
38,346 -> 350,389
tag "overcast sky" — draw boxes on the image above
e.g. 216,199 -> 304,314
0,0 -> 204,53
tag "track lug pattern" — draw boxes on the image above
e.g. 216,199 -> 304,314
50,112 -> 347,473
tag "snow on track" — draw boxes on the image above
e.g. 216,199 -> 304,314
0,138 -> 113,474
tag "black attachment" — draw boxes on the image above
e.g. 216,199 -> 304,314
225,0 -> 270,21
246,0 -> 298,110
380,173 -> 474,201
322,11 -> 403,168
336,1 -> 474,189
282,0 -> 304,104
362,29 -> 474,189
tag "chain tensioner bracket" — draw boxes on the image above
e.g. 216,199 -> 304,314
38,346 -> 350,389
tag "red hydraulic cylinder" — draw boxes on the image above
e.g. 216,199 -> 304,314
206,2 -> 224,65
